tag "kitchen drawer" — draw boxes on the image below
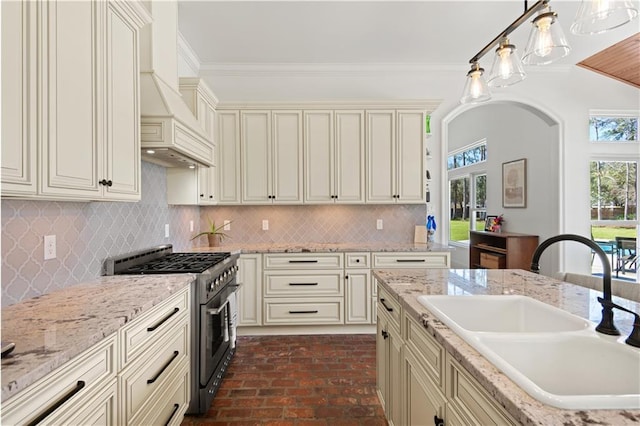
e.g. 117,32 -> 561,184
264,253 -> 343,270
263,297 -> 343,325
373,252 -> 450,269
479,252 -> 505,269
404,313 -> 445,391
345,252 -> 370,268
264,271 -> 343,297
119,286 -> 190,366
119,320 -> 189,423
377,286 -> 401,330
129,362 -> 189,426
2,334 -> 117,426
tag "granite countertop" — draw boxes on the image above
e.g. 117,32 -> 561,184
372,268 -> 640,425
1,274 -> 195,402
191,241 -> 452,254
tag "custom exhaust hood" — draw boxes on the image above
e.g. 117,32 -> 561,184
139,0 -> 214,168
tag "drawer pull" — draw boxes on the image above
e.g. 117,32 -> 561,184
289,310 -> 319,314
288,282 -> 318,286
27,380 -> 86,426
165,403 -> 180,426
395,259 -> 425,263
434,415 -> 445,426
288,260 -> 319,263
381,330 -> 389,339
147,351 -> 179,384
380,298 -> 394,312
147,307 -> 180,332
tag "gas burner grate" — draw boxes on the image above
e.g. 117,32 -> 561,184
116,252 -> 231,274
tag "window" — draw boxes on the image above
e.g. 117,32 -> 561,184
448,140 -> 487,244
589,113 -> 638,142
591,161 -> 637,221
449,173 -> 487,243
448,142 -> 487,170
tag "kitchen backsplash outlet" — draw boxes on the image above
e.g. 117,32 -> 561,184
1,162 -> 199,307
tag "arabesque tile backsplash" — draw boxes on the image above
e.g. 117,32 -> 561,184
2,161 -> 426,306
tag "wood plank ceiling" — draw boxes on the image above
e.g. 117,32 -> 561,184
577,32 -> 640,89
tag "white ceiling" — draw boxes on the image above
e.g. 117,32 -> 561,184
176,1 -> 640,101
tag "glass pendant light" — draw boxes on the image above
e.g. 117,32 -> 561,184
460,62 -> 491,104
487,38 -> 527,87
522,6 -> 571,65
571,0 -> 639,35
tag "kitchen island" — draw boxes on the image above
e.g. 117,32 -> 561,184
373,268 -> 640,425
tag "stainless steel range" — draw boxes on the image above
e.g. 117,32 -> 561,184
104,245 -> 239,415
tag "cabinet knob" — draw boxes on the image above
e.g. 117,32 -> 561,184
345,275 -> 349,280
356,259 -> 360,263
209,195 -> 213,199
200,194 -> 204,198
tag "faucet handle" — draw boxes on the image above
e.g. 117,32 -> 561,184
597,297 -> 640,348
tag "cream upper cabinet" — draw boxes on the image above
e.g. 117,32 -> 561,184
167,78 -> 219,205
241,110 -> 302,204
1,0 -> 149,201
367,110 -> 426,204
304,110 -> 365,203
217,111 -> 242,204
1,1 -> 37,196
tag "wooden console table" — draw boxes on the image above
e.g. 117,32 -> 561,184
469,231 -> 539,270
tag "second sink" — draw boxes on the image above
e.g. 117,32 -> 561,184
418,295 -> 591,333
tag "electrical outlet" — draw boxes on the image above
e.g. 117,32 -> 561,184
165,224 -> 170,238
44,235 -> 56,260
224,220 -> 231,231
189,220 -> 194,232
262,220 -> 269,231
376,219 -> 383,230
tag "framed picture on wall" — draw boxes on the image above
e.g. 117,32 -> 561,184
503,159 -> 527,208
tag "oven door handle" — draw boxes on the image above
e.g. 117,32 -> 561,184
207,299 -> 229,316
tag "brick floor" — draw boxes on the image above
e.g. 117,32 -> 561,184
181,334 -> 388,426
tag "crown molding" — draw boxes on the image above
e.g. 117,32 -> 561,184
216,99 -> 443,112
178,32 -> 202,75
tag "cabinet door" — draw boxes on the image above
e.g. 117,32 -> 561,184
198,166 -> 216,204
304,111 -> 334,203
345,270 -> 370,324
366,111 -> 396,203
389,326 -> 403,426
104,1 -> 140,200
404,348 -> 446,426
1,0 -> 37,196
376,314 -> 389,414
40,1 -> 102,198
396,110 -> 425,203
237,254 -> 262,326
335,111 -> 365,203
272,111 -> 302,203
217,111 -> 241,203
241,111 -> 271,203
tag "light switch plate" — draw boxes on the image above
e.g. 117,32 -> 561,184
262,220 -> 269,231
224,220 -> 231,231
376,219 -> 383,230
165,224 -> 170,238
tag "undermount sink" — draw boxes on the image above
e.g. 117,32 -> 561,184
417,295 -> 640,409
474,334 -> 640,409
417,295 -> 591,333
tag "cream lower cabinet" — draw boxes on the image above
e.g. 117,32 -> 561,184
1,335 -> 118,425
345,253 -> 371,324
377,281 -> 517,426
118,286 -> 191,425
2,286 -> 191,426
1,0 -> 149,201
263,253 -> 344,325
237,253 -> 263,327
376,286 -> 402,426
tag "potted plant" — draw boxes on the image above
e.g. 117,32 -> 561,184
191,219 -> 231,247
